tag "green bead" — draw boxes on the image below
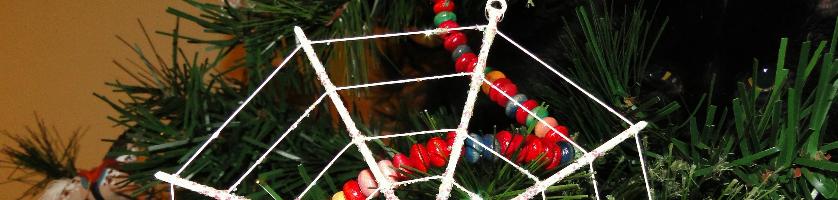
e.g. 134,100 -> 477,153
526,106 -> 549,128
434,12 -> 457,27
484,66 -> 493,74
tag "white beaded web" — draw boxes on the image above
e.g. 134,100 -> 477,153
154,0 -> 652,199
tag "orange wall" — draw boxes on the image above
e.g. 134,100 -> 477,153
0,1 -> 212,199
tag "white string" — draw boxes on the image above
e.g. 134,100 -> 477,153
436,2 -> 507,199
365,129 -> 459,140
155,172 -> 248,200
310,26 -> 486,44
361,175 -> 459,200
366,188 -> 382,200
634,134 -> 654,199
365,177 -> 484,199
452,181 -> 483,200
228,92 -> 329,191
436,8 -> 502,200
173,46 -> 302,175
335,72 -> 473,91
169,184 -> 175,200
511,122 -> 648,200
294,26 -> 399,200
296,143 -> 354,200
395,176 -> 442,186
588,165 -> 602,200
494,31 -> 634,126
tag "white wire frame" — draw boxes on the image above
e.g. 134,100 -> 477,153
153,0 -> 654,199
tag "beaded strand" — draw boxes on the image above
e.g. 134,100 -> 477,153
330,1 -> 576,199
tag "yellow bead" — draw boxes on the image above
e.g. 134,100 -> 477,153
331,191 -> 346,200
482,71 -> 506,94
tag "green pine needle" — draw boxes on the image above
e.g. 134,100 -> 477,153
1,114 -> 84,199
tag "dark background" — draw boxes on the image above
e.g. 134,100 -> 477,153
421,0 -> 835,132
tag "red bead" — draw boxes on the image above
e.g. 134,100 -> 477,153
488,78 -> 509,102
516,135 -> 537,163
427,137 -> 450,167
392,153 -> 411,179
489,78 -> 516,105
496,130 -> 512,157
438,19 -> 459,29
524,137 -> 544,163
438,21 -> 460,38
507,134 -> 524,158
525,134 -> 539,143
496,82 -> 518,106
444,31 -> 467,51
544,142 -> 562,170
516,100 -> 538,124
342,180 -> 366,200
540,141 -> 554,162
516,145 -> 529,163
409,144 -> 430,172
455,53 -> 477,73
464,57 -> 479,72
445,131 -> 465,157
433,1 -> 455,14
446,131 -> 457,151
544,125 -> 570,142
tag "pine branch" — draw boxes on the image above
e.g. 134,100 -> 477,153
98,19 -> 368,198
1,114 -> 85,199
653,22 -> 838,199
535,1 -> 675,197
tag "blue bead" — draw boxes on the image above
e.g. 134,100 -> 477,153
480,134 -> 498,161
505,94 -> 528,117
451,45 -> 472,61
465,133 -> 483,163
559,142 -> 575,166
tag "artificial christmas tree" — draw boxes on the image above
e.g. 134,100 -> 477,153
2,0 -> 836,199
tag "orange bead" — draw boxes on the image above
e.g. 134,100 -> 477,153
534,117 -> 559,138
482,71 -> 506,94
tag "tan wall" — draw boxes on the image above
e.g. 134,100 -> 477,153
0,1 -> 212,199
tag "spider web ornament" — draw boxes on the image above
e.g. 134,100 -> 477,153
154,0 -> 652,199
